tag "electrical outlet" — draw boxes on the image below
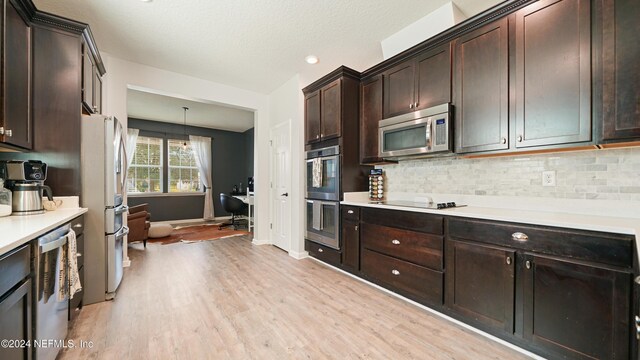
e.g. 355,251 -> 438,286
542,171 -> 556,187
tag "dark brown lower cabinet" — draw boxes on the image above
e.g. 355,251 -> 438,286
445,240 -> 515,334
305,239 -> 341,267
523,254 -> 630,360
361,248 -> 443,306
0,279 -> 32,360
341,220 -> 359,273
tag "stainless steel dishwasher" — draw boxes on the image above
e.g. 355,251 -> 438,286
34,224 -> 70,360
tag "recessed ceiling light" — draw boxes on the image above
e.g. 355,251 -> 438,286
305,55 -> 319,64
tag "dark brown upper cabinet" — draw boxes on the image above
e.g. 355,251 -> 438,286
382,43 -> 452,119
303,67 -> 360,147
513,0 -> 592,148
601,0 -> 640,142
304,79 -> 342,144
81,36 -> 104,115
454,18 -> 509,153
360,75 -> 383,163
304,90 -> 321,144
1,0 -> 32,150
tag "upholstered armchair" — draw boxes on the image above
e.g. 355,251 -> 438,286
127,203 -> 151,247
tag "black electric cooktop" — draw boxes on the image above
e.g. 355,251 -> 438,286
370,200 -> 467,210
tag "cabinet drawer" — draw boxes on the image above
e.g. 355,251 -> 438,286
71,215 -> 84,236
448,217 -> 633,268
341,206 -> 360,222
362,207 -> 443,235
361,248 -> 443,306
305,240 -> 341,267
0,244 -> 30,297
362,223 -> 443,270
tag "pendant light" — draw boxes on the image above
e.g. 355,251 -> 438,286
182,106 -> 189,150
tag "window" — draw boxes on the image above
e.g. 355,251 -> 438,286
127,136 -> 163,193
168,139 -> 201,192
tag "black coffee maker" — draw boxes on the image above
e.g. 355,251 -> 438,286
1,160 -> 53,215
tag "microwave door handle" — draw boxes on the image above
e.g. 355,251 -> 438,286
426,118 -> 433,150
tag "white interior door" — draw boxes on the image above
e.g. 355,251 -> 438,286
270,121 -> 291,251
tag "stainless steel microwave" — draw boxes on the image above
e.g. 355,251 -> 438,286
378,103 -> 452,158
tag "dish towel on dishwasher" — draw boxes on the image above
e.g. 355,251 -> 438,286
312,158 -> 323,188
67,230 -> 82,299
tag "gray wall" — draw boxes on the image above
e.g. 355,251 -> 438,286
127,118 -> 254,221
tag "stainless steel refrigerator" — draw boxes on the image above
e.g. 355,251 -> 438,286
81,115 -> 129,304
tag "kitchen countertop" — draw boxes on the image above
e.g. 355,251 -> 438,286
0,208 -> 88,255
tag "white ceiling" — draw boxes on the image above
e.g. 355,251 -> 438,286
34,0 -> 504,94
127,89 -> 255,133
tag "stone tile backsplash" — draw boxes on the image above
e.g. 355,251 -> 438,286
377,148 -> 640,201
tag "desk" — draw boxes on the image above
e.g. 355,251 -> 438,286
233,192 -> 254,232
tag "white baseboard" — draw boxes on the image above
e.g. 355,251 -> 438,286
288,250 -> 309,260
252,238 -> 271,245
123,259 -> 131,267
307,257 -> 544,360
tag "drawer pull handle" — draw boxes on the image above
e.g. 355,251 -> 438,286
391,239 -> 400,245
76,253 -> 82,258
73,224 -> 83,228
506,256 -> 512,265
635,316 -> 640,339
525,260 -> 532,269
391,269 -> 400,276
347,210 -> 354,214
318,248 -> 323,253
511,232 -> 529,242
354,225 -> 358,231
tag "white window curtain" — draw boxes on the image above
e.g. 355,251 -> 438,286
125,128 -> 139,168
189,135 -> 214,220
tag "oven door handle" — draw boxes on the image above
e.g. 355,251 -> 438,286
40,233 -> 68,254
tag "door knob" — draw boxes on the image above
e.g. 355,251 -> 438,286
280,193 -> 288,197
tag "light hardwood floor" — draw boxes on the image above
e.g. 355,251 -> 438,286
60,235 -> 530,360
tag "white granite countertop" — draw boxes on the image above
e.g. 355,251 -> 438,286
343,192 -> 640,249
0,197 -> 87,255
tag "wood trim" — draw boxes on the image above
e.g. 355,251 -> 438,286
302,66 -> 360,94
462,145 -> 599,159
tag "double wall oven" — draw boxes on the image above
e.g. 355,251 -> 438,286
305,146 -> 340,250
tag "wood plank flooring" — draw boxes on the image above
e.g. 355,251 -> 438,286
60,235 -> 530,359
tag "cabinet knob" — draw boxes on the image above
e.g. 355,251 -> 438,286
354,225 -> 358,231
76,252 -> 82,258
316,135 -> 320,139
391,269 -> 400,276
93,105 -> 98,112
511,232 -> 529,242
525,260 -> 532,269
0,127 -> 4,135
501,137 -> 507,144
347,210 -> 354,214
414,102 -> 418,108
409,103 -> 414,109
73,223 -> 83,229
391,239 -> 400,245
318,248 -> 323,253
5,129 -> 12,137
517,135 -> 523,142
506,256 -> 512,265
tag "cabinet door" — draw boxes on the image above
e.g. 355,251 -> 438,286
0,279 -> 32,360
523,254 -> 630,360
94,72 -> 102,114
81,41 -> 94,114
360,75 -> 383,163
514,0 -> 591,148
320,79 -> 341,140
601,0 -> 640,141
382,60 -> 415,118
445,240 -> 515,334
454,18 -> 509,153
3,0 -> 32,149
304,90 -> 321,144
415,43 -> 452,111
341,220 -> 359,272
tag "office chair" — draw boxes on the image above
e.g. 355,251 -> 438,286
219,193 -> 248,230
